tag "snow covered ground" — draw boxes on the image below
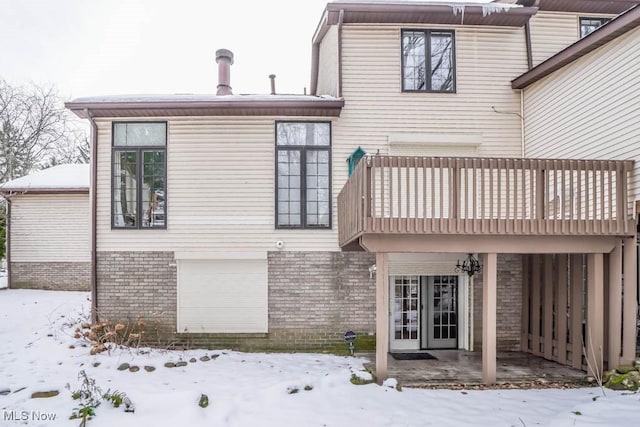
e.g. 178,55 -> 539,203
1,290 -> 639,427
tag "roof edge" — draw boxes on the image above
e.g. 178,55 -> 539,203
512,4 -> 640,89
65,99 -> 346,119
0,188 -> 89,196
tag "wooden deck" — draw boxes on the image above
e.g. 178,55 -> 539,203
338,156 -> 635,249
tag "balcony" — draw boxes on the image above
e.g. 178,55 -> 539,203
338,156 -> 635,251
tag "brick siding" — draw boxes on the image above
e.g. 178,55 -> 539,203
96,251 -> 177,342
267,251 -> 377,349
11,262 -> 90,291
473,254 -> 523,352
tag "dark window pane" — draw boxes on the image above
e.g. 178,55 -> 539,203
142,150 -> 166,228
113,151 -> 137,227
402,31 -> 426,90
430,32 -> 454,92
580,18 -> 610,38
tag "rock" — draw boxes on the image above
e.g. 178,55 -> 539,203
175,361 -> 188,367
199,355 -> 210,362
198,394 -> 209,408
0,388 -> 10,396
12,387 -> 26,394
189,358 -> 197,363
211,354 -> 220,359
606,373 -> 640,391
31,390 -> 59,398
603,370 -> 616,384
164,362 -> 176,368
117,363 -> 130,371
92,362 -> 101,368
615,365 -> 636,374
129,366 -> 140,373
144,366 -> 156,372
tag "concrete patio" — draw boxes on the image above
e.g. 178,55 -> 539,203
360,350 -> 590,388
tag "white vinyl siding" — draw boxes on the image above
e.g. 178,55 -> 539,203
529,12 -> 616,67
332,24 -> 526,168
177,259 -> 268,333
316,25 -> 339,97
523,26 -> 640,205
95,117 -> 341,252
10,193 -> 90,262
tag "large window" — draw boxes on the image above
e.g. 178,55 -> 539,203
112,122 -> 167,229
402,30 -> 455,93
580,17 -> 610,38
276,122 -> 331,229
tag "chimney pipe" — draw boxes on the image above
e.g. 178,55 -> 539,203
269,74 -> 276,95
215,49 -> 234,96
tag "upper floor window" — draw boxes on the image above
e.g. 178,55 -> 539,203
580,17 -> 610,38
402,30 -> 455,93
112,122 -> 167,229
276,122 -> 331,229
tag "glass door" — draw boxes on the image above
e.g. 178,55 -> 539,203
389,275 -> 420,351
423,275 -> 458,349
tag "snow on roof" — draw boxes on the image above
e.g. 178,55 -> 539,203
0,164 -> 90,192
331,0 -> 522,12
69,93 -> 340,104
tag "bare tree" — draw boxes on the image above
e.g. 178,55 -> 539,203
0,78 -> 88,183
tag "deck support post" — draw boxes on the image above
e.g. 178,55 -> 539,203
482,253 -> 497,384
375,252 -> 389,384
586,253 -> 604,378
622,237 -> 638,365
608,240 -> 623,369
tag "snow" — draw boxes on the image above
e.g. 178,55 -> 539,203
69,93 -> 340,104
0,164 -> 89,192
1,289 -> 640,426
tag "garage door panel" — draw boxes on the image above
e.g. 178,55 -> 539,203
177,259 -> 268,333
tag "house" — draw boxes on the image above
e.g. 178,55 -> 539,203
65,0 -> 639,384
0,164 -> 90,291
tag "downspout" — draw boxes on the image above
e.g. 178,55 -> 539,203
86,109 -> 98,323
337,9 -> 344,98
5,197 -> 11,289
524,22 -> 533,70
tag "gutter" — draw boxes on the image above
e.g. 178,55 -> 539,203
337,9 -> 344,98
86,109 -> 98,323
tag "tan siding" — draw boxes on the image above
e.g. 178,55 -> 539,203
524,26 -> 640,203
10,193 -> 90,262
316,25 -> 339,96
332,24 -> 527,170
529,12 -> 615,67
96,117 -> 341,252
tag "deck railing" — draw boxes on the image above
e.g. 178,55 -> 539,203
338,156 -> 635,247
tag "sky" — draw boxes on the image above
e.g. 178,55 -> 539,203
0,0 -> 495,101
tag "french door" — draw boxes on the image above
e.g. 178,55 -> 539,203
389,275 -> 460,350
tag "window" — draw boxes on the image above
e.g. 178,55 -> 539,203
112,122 -> 167,229
402,30 -> 455,93
276,122 -> 331,229
580,17 -> 610,38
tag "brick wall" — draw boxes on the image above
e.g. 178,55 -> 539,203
267,251 -> 377,350
96,251 -> 177,342
473,254 -> 523,352
11,262 -> 90,291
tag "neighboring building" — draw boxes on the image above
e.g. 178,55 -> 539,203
65,0 -> 640,384
0,164 -> 90,291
